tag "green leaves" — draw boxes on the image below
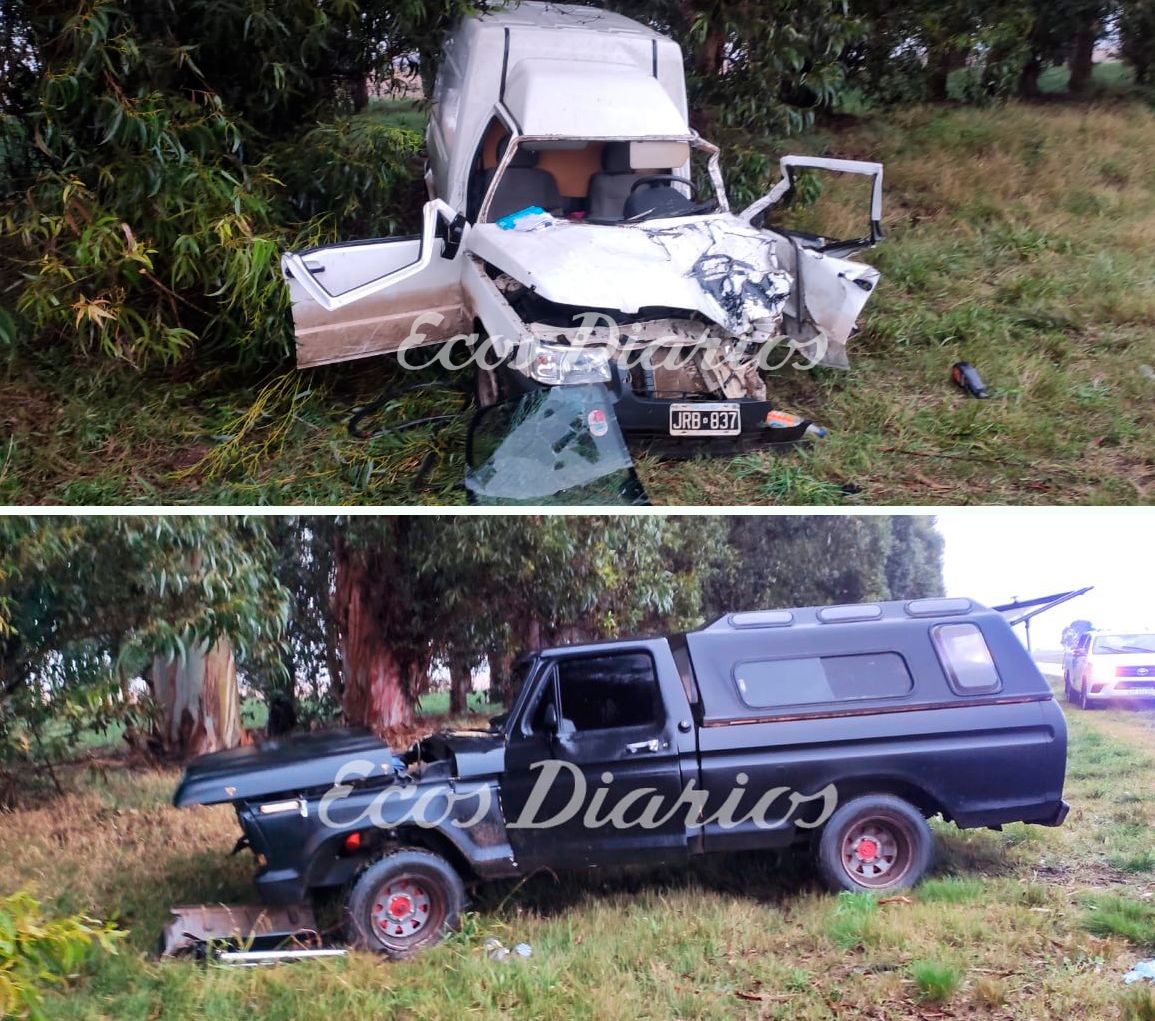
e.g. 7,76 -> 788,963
0,891 -> 124,1021
0,517 -> 289,783
0,0 -> 435,367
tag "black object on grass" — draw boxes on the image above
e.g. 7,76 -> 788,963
951,361 -> 990,399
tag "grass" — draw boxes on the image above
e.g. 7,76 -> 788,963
4,96 -> 1155,505
7,678 -> 1155,1018
910,959 -> 962,1002
1082,895 -> 1155,948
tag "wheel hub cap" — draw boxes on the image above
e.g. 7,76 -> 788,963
387,895 -> 413,920
372,879 -> 432,937
840,817 -> 910,887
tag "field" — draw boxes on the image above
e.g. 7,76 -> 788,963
3,91 -> 1155,505
7,680 -> 1155,1020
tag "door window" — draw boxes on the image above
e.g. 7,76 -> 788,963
556,653 -> 662,732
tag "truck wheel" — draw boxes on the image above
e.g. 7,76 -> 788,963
344,848 -> 465,958
475,365 -> 504,408
817,795 -> 932,894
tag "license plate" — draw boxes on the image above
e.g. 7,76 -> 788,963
669,403 -> 741,436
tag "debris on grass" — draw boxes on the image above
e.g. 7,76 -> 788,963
484,937 -> 532,961
1125,961 -> 1155,984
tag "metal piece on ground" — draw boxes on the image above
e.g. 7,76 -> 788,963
159,903 -> 322,959
215,948 -> 348,967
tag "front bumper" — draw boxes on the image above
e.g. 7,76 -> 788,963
1084,680 -> 1155,700
499,362 -> 814,455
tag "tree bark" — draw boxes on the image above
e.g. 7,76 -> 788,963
152,637 -> 241,759
486,642 -> 512,706
1068,21 -> 1098,95
334,531 -> 414,733
1018,55 -> 1043,98
927,46 -> 967,102
449,655 -> 472,716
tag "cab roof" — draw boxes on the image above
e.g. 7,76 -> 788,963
477,2 -> 669,39
504,61 -> 689,138
703,597 -> 987,632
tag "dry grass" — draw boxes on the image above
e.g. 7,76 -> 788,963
4,684 -> 1155,1018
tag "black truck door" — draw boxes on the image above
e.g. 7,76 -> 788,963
501,647 -> 691,871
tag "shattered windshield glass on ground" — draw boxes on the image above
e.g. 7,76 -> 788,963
465,384 -> 649,505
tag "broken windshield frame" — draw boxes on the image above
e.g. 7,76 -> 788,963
476,127 -> 730,225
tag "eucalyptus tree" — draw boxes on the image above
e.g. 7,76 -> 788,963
1121,0 -> 1155,82
0,0 -> 487,364
703,516 -> 944,620
0,516 -> 286,770
606,0 -> 862,202
327,516 -> 715,731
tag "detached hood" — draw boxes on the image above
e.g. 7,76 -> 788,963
173,728 -> 400,808
469,214 -> 792,336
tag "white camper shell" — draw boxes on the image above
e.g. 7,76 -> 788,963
281,2 -> 886,435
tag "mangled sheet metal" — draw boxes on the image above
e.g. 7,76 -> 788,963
465,384 -> 649,505
159,903 -> 323,958
466,211 -> 878,369
468,214 -> 790,334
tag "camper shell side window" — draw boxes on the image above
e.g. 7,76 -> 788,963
933,623 -> 1003,696
732,652 -> 914,710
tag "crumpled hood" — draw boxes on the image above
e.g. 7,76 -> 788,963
173,728 -> 401,807
468,213 -> 792,336
419,729 -> 506,779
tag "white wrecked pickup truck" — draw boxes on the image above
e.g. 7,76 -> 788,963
281,2 -> 884,467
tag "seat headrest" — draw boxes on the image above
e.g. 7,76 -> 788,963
497,136 -> 539,169
601,141 -> 633,174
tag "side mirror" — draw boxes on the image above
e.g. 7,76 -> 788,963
542,703 -> 559,734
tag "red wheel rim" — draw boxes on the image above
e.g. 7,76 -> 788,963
839,812 -> 917,888
371,877 -> 433,939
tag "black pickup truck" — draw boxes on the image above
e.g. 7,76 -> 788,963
175,597 -> 1068,958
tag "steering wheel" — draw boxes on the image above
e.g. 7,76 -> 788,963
624,174 -> 709,221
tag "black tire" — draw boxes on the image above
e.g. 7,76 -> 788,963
817,794 -> 933,894
471,329 -> 509,409
344,848 -> 465,958
474,363 -> 504,409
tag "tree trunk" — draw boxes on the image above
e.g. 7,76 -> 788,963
694,27 -> 726,78
1068,21 -> 1097,95
449,655 -> 472,716
927,45 -> 967,102
334,532 -> 414,733
351,75 -> 370,112
1018,55 -> 1043,98
486,644 -> 512,706
152,637 -> 241,759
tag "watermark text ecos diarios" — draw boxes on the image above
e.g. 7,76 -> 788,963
318,758 -> 838,833
393,311 -> 828,374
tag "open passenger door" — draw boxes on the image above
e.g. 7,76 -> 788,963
281,200 -> 472,368
742,156 -> 884,368
742,155 -> 884,258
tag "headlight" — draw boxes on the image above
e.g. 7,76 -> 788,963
523,343 -> 612,386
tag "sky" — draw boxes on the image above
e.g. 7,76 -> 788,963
936,509 -> 1155,649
